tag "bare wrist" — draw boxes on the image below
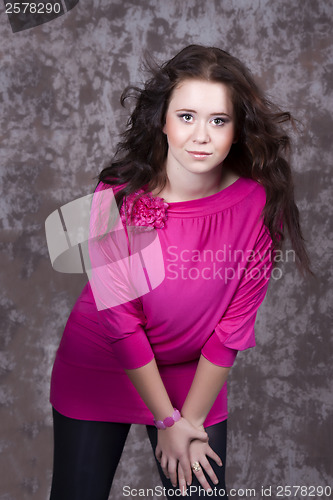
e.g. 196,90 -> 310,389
180,412 -> 205,429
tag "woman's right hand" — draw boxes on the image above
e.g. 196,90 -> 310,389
155,417 -> 208,488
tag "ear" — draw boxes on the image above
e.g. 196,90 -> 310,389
162,122 -> 167,135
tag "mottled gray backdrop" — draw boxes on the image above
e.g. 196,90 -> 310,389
1,1 -> 332,499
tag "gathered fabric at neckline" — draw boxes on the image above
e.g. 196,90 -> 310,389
163,177 -> 259,218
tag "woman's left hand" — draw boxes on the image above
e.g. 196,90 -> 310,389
177,436 -> 223,494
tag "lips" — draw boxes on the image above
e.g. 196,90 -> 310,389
187,150 -> 213,158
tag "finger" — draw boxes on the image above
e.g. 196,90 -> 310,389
206,446 -> 223,467
193,428 -> 209,442
177,463 -> 187,496
199,457 -> 219,486
155,446 -> 162,462
160,455 -> 169,479
179,456 -> 192,486
191,460 -> 212,492
168,459 -> 178,488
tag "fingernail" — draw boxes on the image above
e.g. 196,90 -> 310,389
207,488 -> 213,493
214,479 -> 219,485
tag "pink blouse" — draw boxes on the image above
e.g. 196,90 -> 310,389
50,177 -> 273,426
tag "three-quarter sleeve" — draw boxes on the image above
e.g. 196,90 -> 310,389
97,299 -> 155,370
86,182 -> 155,370
201,222 -> 274,367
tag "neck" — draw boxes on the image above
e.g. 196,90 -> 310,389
156,166 -> 238,203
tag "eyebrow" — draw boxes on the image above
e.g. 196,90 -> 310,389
175,108 -> 232,118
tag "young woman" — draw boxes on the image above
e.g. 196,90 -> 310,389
49,45 -> 311,499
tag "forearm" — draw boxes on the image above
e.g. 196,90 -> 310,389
126,356 -> 216,489
125,358 -> 174,421
181,355 -> 231,427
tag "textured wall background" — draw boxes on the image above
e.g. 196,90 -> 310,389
1,1 -> 332,499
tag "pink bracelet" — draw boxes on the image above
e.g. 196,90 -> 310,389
154,408 -> 181,429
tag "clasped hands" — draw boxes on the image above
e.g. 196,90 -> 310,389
155,417 -> 222,496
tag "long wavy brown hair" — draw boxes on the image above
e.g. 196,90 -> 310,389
99,44 -> 311,274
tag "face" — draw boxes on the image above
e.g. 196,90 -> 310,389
163,79 -> 235,181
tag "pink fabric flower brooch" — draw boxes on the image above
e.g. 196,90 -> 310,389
120,190 -> 168,230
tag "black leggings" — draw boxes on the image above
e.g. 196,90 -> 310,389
49,408 -> 229,500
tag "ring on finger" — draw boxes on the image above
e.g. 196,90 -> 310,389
191,461 -> 202,472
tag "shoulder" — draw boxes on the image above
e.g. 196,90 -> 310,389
235,177 -> 266,210
231,179 -> 272,249
227,178 -> 268,236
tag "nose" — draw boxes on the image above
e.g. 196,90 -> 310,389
192,121 -> 210,143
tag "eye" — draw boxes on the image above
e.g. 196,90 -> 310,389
179,113 -> 194,123
211,117 -> 227,126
